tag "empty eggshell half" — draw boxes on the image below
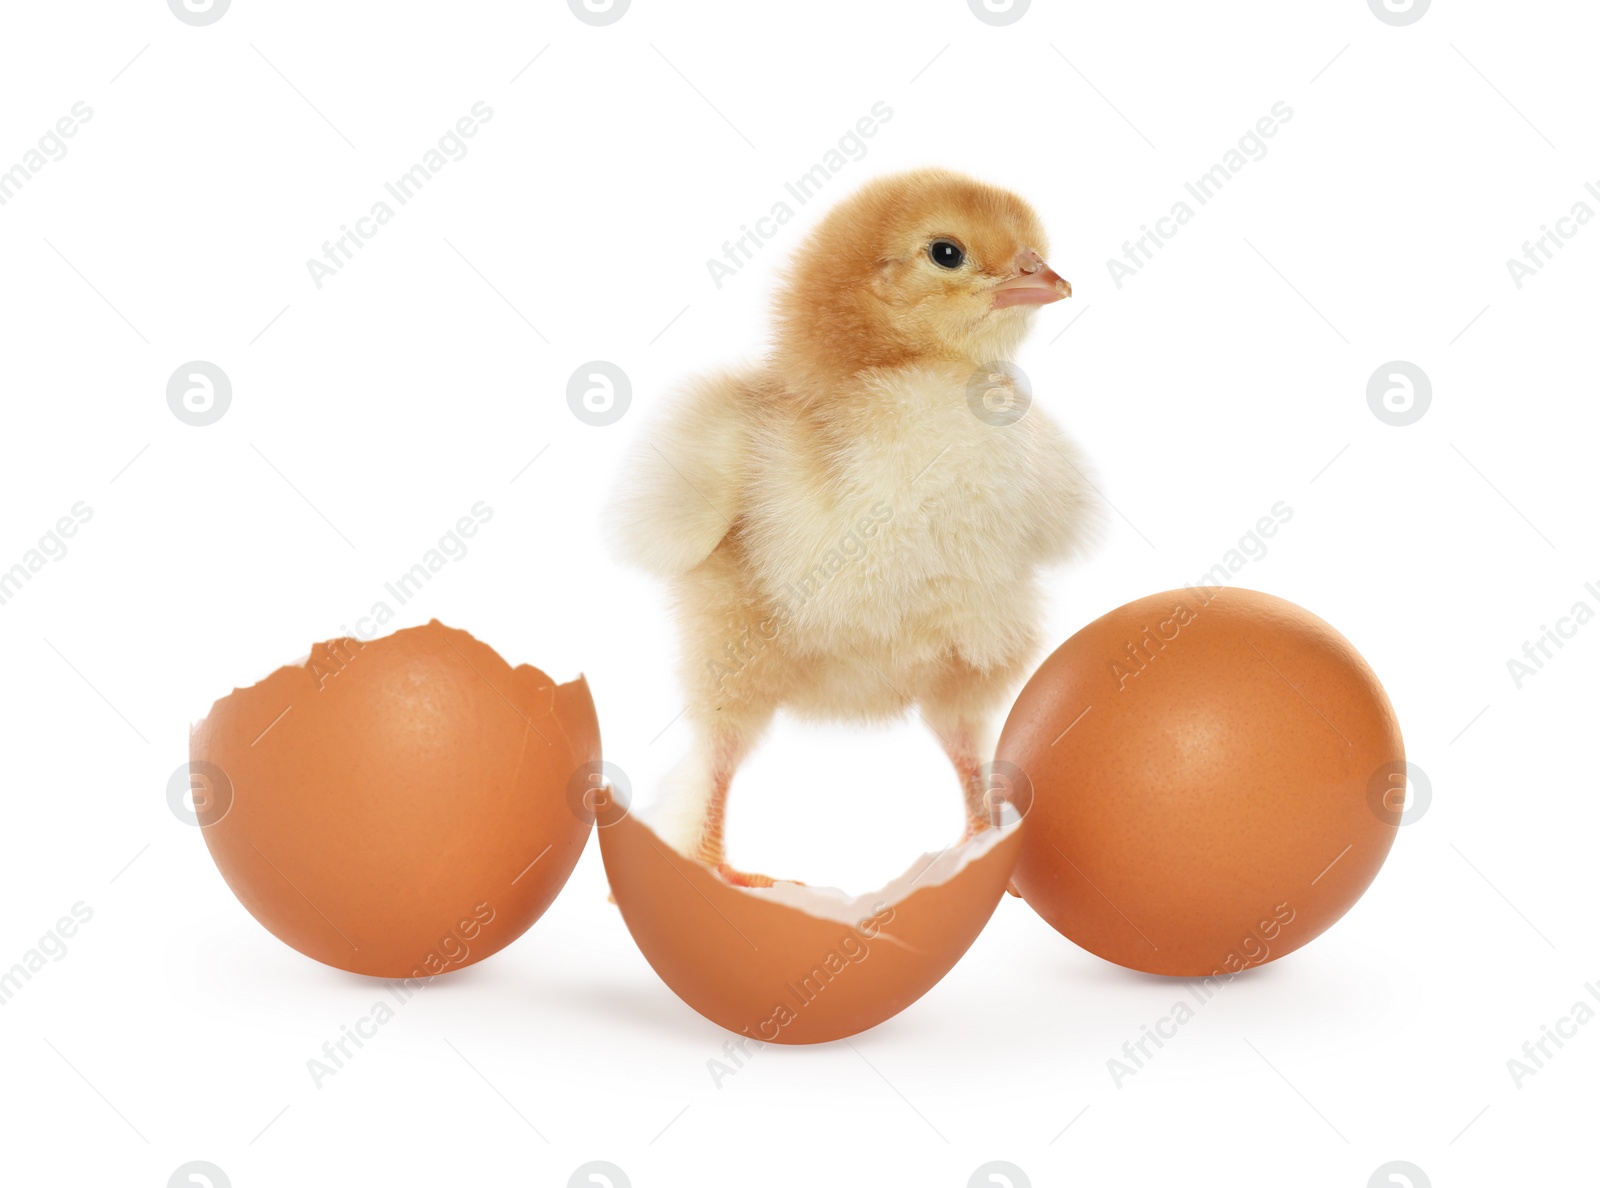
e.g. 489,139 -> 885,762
191,620 -> 599,978
599,806 -> 1022,1044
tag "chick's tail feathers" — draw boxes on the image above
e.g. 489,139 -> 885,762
603,370 -> 753,577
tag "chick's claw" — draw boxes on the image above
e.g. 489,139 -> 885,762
714,863 -> 804,889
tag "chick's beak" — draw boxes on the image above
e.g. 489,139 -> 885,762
992,248 -> 1071,309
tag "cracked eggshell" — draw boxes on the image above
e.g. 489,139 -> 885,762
598,806 -> 1022,1044
191,620 -> 599,978
998,587 -> 1403,977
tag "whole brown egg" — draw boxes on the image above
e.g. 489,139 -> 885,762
996,587 -> 1404,977
190,621 -> 599,978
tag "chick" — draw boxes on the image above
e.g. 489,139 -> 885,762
608,168 -> 1099,885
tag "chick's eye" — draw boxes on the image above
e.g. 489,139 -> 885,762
928,240 -> 965,269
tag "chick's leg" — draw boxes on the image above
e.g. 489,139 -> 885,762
652,545 -> 798,884
927,712 -> 997,840
688,723 -> 763,878
921,659 -> 1031,899
658,714 -> 796,887
647,718 -> 762,863
918,654 -> 1026,839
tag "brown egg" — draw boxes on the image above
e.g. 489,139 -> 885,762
598,802 -> 1022,1044
191,621 -> 599,978
997,587 -> 1403,977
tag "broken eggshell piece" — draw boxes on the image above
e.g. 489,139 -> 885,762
598,800 -> 1023,1045
190,620 -> 599,978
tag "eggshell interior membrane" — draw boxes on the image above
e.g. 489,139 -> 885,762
599,806 -> 1022,1045
191,620 -> 599,978
998,586 -> 1403,977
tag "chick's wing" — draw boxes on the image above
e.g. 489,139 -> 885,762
604,370 -> 754,577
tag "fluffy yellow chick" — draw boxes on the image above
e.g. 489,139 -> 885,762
608,168 -> 1099,884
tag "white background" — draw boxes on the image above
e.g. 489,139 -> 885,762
1,0 -> 1594,1184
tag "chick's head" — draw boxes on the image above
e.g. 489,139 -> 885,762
773,168 -> 1070,385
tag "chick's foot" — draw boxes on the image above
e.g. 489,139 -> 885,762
712,862 -> 798,889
